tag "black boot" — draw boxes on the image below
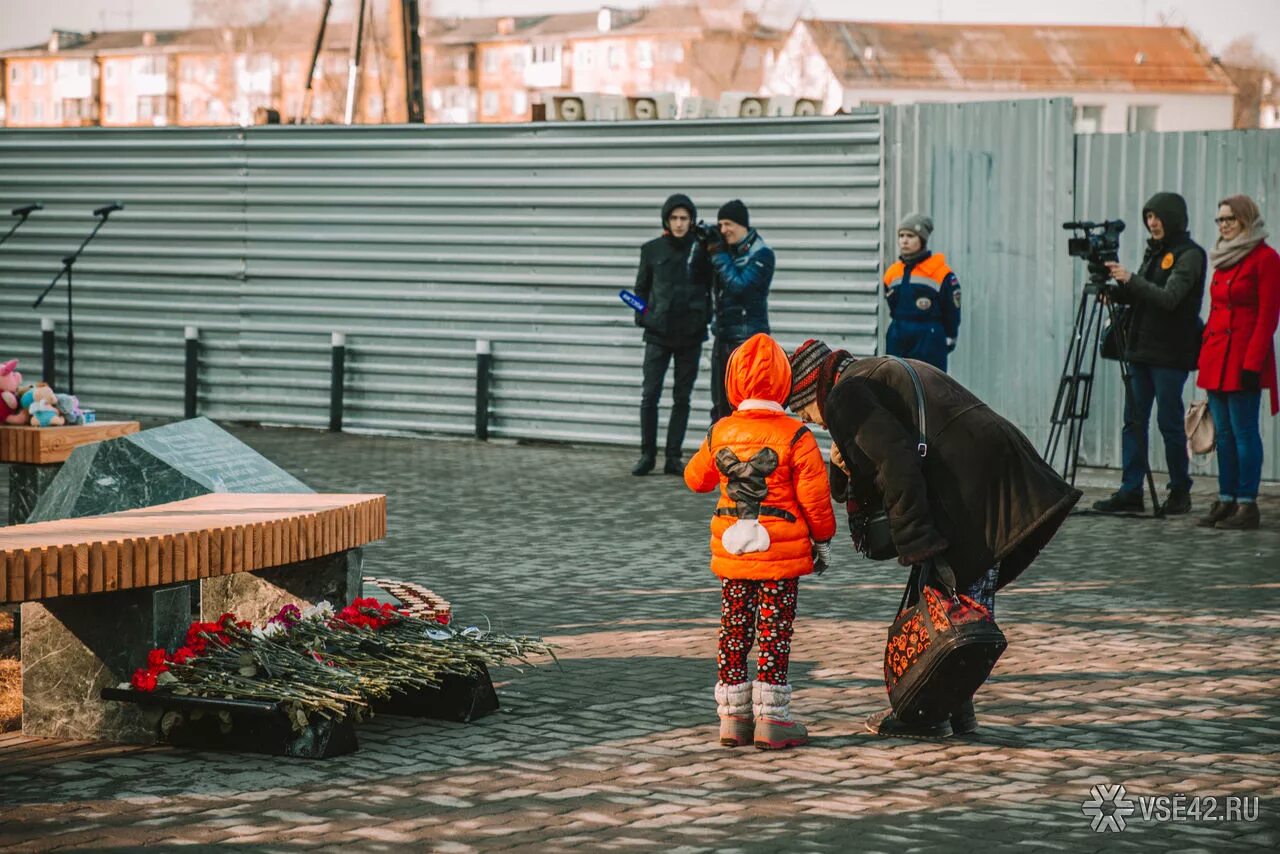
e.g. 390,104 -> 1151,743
1092,490 -> 1144,513
950,699 -> 978,736
663,456 -> 683,475
865,708 -> 951,738
1196,500 -> 1236,528
1216,502 -> 1260,530
631,454 -> 656,476
1161,489 -> 1192,515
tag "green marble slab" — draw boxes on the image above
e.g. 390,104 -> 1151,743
28,417 -> 313,522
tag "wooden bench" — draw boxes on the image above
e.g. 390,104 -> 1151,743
0,421 -> 141,466
0,421 -> 142,525
5,492 -> 386,745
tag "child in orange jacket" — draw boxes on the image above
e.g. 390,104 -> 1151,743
684,332 -> 836,750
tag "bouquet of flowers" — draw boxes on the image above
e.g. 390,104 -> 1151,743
126,597 -> 553,732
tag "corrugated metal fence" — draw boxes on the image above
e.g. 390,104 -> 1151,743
882,99 -> 1076,446
0,115 -> 882,446
1075,130 -> 1280,481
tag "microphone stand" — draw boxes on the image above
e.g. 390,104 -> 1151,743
32,206 -> 119,394
0,207 -> 39,248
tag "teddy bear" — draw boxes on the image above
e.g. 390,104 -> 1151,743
0,360 -> 30,425
21,383 -> 65,428
55,393 -> 85,426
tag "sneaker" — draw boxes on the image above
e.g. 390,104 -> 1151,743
663,457 -> 683,476
631,454 -> 656,476
1161,489 -> 1192,515
1197,500 -> 1236,528
1216,502 -> 1260,530
865,708 -> 952,738
949,699 -> 978,736
1092,491 -> 1144,513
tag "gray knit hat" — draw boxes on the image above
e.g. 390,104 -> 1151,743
897,212 -> 933,243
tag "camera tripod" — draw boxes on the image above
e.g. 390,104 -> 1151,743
1044,279 -> 1164,517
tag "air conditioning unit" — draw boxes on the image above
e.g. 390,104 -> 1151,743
678,96 -> 717,119
762,95 -> 823,117
626,93 -> 677,120
544,92 -> 628,121
718,91 -> 768,118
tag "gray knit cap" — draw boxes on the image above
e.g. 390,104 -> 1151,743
897,212 -> 933,243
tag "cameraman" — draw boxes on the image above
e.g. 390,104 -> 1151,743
631,193 -> 712,476
698,199 -> 776,423
1095,191 -> 1207,515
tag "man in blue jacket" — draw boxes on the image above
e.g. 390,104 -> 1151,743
701,199 -> 776,423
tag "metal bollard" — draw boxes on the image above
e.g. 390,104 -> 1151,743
184,326 -> 199,419
330,332 -> 346,432
41,317 -> 56,387
475,339 -> 491,441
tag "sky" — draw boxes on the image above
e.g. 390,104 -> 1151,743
1,0 -> 1278,60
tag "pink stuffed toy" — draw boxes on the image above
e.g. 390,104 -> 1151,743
0,360 -> 30,425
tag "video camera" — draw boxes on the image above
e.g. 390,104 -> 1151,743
1063,219 -> 1125,287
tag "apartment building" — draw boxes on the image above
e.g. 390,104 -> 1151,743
0,23 -> 387,128
764,20 -> 1237,132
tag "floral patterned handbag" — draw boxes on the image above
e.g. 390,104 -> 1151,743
883,557 -> 1008,726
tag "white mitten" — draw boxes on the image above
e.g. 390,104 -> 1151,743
722,518 -> 771,555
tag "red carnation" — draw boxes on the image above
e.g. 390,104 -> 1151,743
131,668 -> 158,692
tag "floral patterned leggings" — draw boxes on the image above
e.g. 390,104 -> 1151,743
718,578 -> 799,685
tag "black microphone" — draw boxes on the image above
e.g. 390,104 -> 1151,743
93,202 -> 124,217
11,203 -> 43,217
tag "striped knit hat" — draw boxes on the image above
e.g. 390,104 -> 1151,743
787,339 -> 832,411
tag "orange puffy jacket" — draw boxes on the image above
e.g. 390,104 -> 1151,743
685,333 -> 837,580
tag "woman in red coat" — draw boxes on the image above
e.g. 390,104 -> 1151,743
1196,194 -> 1280,530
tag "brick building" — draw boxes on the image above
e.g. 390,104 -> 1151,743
765,20 -> 1238,132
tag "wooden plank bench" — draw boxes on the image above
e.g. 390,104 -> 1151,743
0,422 -> 141,466
4,492 -> 387,745
0,421 -> 142,525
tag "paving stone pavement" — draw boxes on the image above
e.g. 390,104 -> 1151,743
1,425 -> 1278,852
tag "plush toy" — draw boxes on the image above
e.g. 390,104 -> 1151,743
55,393 -> 85,426
21,383 -> 65,428
0,360 -> 29,425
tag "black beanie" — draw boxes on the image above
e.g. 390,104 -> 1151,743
718,199 -> 749,228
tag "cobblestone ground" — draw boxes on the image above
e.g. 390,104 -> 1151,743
1,425 -> 1278,852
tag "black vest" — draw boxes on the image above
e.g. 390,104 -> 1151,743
1125,236 -> 1206,371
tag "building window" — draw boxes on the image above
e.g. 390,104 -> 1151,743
10,103 -> 19,121
369,95 -> 383,118
484,51 -> 497,73
139,98 -> 153,120
430,89 -> 443,110
105,63 -> 115,81
512,48 -> 525,71
9,65 -> 20,84
1126,105 -> 1158,132
53,101 -> 62,122
32,101 -> 43,121
637,41 -> 654,69
482,91 -> 498,115
607,46 -> 621,69
141,56 -> 165,76
577,45 -> 593,67
512,90 -> 527,114
104,101 -> 114,120
32,65 -> 44,84
1074,104 -> 1104,134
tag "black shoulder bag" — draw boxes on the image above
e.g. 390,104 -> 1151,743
847,356 -> 929,561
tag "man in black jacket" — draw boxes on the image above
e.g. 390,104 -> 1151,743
631,193 -> 712,475
1095,191 -> 1207,515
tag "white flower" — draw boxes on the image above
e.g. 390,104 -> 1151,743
261,621 -> 286,638
302,601 -> 335,621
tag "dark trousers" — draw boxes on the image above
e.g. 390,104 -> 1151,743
641,341 -> 701,459
709,336 -> 746,424
1121,362 -> 1191,495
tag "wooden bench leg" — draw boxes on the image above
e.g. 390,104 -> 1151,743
21,584 -> 191,743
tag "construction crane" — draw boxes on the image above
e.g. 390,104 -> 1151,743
296,0 -> 425,125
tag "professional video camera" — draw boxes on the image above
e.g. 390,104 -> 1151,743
693,220 -> 721,247
1063,219 -> 1125,287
